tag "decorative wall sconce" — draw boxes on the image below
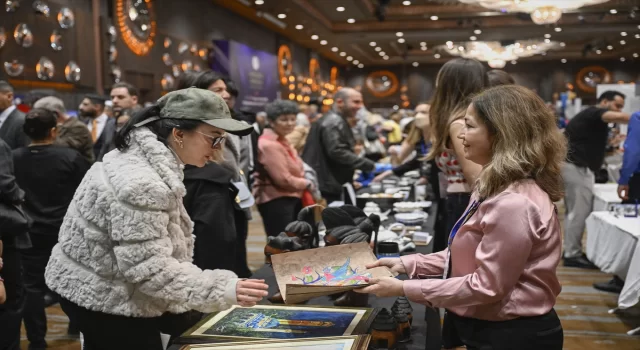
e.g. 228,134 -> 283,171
36,57 -> 55,80
58,7 -> 75,28
6,0 -> 19,12
309,58 -> 320,91
366,71 -> 399,98
65,61 -> 81,82
116,0 -> 156,56
576,66 -> 612,93
4,60 -> 24,76
278,45 -> 293,85
50,30 -> 62,51
33,0 -> 50,17
164,37 -> 172,49
14,23 -> 33,48
0,27 -> 6,49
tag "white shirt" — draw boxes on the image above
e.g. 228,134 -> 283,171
0,105 -> 17,130
87,113 -> 108,139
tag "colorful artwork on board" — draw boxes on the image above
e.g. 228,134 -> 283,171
291,258 -> 372,287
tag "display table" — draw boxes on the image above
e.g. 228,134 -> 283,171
586,211 -> 640,309
592,183 -> 621,212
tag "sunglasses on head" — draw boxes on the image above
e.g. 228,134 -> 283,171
195,131 -> 226,148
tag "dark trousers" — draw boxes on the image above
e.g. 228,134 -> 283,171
258,197 -> 302,237
0,238 -> 24,350
445,309 -> 563,350
445,192 -> 472,238
21,239 -> 56,347
321,191 -> 342,205
59,298 -> 201,350
233,214 -> 252,278
432,197 -> 448,253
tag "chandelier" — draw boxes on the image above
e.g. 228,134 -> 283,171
439,40 -> 561,68
458,0 -> 611,24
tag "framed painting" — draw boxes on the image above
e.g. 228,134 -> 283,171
178,305 -> 377,344
178,335 -> 370,350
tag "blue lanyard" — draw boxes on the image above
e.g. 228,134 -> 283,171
447,200 -> 482,247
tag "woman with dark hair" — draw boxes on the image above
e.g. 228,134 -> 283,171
44,88 -> 268,349
254,100 -> 313,237
487,69 -> 516,87
13,108 -> 90,349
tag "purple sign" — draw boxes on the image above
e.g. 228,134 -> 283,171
212,40 -> 277,113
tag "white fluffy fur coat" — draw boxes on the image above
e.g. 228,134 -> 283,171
45,127 -> 238,317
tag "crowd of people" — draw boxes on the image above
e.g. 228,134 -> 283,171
0,56 -> 637,350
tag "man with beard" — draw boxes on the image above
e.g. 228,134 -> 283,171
302,88 -> 375,203
109,82 -> 139,118
78,94 -> 115,161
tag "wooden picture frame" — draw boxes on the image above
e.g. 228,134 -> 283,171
576,66 -> 612,93
365,71 -> 399,98
178,335 -> 371,350
177,305 -> 377,344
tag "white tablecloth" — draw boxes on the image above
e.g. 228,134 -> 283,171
592,183 -> 621,212
586,211 -> 640,309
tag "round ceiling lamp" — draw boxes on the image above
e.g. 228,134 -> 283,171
440,39 -> 561,64
458,0 -> 610,24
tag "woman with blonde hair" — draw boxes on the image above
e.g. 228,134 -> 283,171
357,85 -> 566,349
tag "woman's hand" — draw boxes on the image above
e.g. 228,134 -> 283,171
354,277 -> 404,297
372,170 -> 393,183
366,258 -> 407,274
236,279 -> 269,307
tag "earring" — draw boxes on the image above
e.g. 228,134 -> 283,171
174,138 -> 184,149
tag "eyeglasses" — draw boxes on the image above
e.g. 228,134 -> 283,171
195,131 -> 226,148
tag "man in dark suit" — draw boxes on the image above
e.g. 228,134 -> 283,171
78,94 -> 115,162
0,81 -> 29,150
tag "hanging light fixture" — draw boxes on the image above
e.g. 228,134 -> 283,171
439,39 -> 561,65
458,0 -> 610,25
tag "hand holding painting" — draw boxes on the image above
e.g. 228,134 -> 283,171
365,258 -> 407,274
236,279 -> 269,307
354,277 -> 405,298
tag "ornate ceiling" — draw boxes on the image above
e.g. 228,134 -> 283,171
214,0 -> 640,67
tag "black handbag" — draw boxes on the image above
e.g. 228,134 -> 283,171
0,201 -> 30,238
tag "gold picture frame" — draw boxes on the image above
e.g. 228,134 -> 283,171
177,305 -> 377,344
178,335 -> 371,350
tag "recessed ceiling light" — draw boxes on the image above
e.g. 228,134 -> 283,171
636,34 -> 640,39
320,40 -> 327,45
379,52 -> 385,56
610,9 -> 617,14
511,60 -> 517,64
295,24 -> 303,30
596,49 -> 602,54
544,34 -> 551,38
620,57 -> 626,62
434,53 -> 441,58
383,56 -> 389,60
421,46 -> 427,51
346,56 -> 353,61
420,41 -> 427,46
470,36 -> 477,41
370,42 -> 377,46
544,39 -> 551,43
458,46 -> 464,51
353,60 -> 359,64
358,63 -> 364,68
621,32 -> 628,36
561,58 -> 567,63
347,18 -> 355,23
474,29 -> 482,35
278,13 -> 286,19
336,7 -> 345,12
634,53 -> 639,58
255,0 -> 264,5
554,27 -> 562,32
541,52 -> 547,56
398,38 -> 406,43
412,62 -> 419,67
396,32 -> 404,37
403,0 -> 411,5
621,40 -> 626,45
607,45 -> 614,50
331,47 -> 339,52
375,47 -> 382,51
446,41 -> 453,47
430,16 -> 439,20
560,42 -> 566,47
311,35 -> 319,40
340,52 -> 346,56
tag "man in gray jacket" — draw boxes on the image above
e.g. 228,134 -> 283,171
0,81 -> 29,150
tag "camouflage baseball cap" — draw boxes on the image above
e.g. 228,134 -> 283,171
136,87 -> 253,136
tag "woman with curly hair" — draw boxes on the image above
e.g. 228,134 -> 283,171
358,85 -> 566,350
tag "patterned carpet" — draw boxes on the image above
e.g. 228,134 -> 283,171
20,208 -> 640,349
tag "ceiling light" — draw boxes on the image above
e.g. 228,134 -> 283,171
607,45 -> 614,50
636,34 -> 640,39
621,40 -> 626,45
346,56 -> 353,61
358,63 -> 364,68
620,57 -> 626,62
420,41 -> 427,46
339,52 -> 346,56
488,59 -> 506,68
383,56 -> 389,60
459,1 -> 609,25
458,46 -> 465,51
255,0 -> 264,5
379,52 -> 385,56
560,42 -> 566,47
511,60 -> 517,64
370,42 -> 377,46
403,0 -> 411,5
446,41 -> 453,47
347,18 -> 355,23
295,24 -> 303,30
320,40 -> 327,45
421,46 -> 427,51
431,16 -> 439,20
544,39 -> 551,43
398,38 -> 406,43
434,53 -> 441,58
544,34 -> 551,38
331,47 -> 338,52
633,53 -> 639,58
375,47 -> 382,51
596,49 -> 602,54
277,14 -> 286,19
396,32 -> 404,37
442,40 -> 561,63
474,29 -> 482,35
610,9 -> 617,14
336,6 -> 345,12
311,35 -> 318,40
621,31 -> 628,36
353,60 -> 359,64
412,62 -> 419,67
561,58 -> 567,63
470,36 -> 477,41
554,27 -> 562,32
